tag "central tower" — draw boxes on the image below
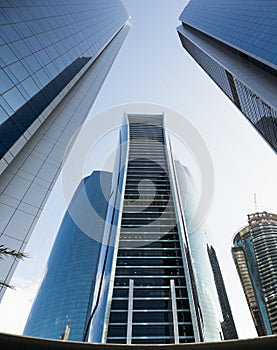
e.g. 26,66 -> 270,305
105,115 -> 195,344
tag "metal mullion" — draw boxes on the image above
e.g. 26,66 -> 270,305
128,155 -> 165,157
121,224 -> 179,228
115,266 -> 185,269
113,297 -> 172,301
117,256 -> 182,260
129,149 -> 165,151
127,168 -> 167,171
121,220 -> 176,223
119,239 -> 180,242
116,322 -> 194,327
114,286 -> 171,289
111,309 -> 179,313
123,204 -> 175,207
114,275 -> 186,278
124,191 -> 171,194
124,184 -> 170,187
120,233 -> 178,237
128,150 -> 165,152
122,211 -> 176,214
128,154 -> 165,157
127,279 -> 134,345
129,143 -> 164,146
122,208 -> 175,211
127,165 -> 167,168
123,198 -> 173,201
118,247 -> 181,250
170,279 -> 180,343
111,309 -> 189,313
125,177 -> 169,181
128,150 -> 165,153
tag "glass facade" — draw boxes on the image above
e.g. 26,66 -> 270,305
179,0 -> 277,69
178,0 -> 277,153
105,115 -> 195,344
207,245 -> 238,339
0,0 -> 129,160
24,171 -> 112,341
0,0 -> 129,302
96,114 -> 223,344
174,162 -> 222,342
232,212 -> 277,336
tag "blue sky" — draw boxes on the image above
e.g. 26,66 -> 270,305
0,0 -> 276,339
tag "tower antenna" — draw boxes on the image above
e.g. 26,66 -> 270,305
254,193 -> 257,212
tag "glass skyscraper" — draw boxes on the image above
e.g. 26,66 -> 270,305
177,0 -> 277,153
207,245 -> 238,340
0,0 -> 129,300
25,112 -> 224,344
232,212 -> 277,336
24,171 -> 112,341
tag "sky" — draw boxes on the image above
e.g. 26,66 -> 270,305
0,0 -> 277,340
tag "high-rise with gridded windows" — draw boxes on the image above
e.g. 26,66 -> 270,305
87,113 -> 223,344
232,212 -> 277,336
177,0 -> 277,153
0,0 -> 129,300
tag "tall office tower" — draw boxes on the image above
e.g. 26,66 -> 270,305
24,171 -> 112,341
177,0 -> 277,153
232,212 -> 277,336
207,245 -> 238,340
101,114 -> 223,344
0,0 -> 129,300
25,113 -> 223,344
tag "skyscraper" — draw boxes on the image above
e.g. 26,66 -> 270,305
0,0 -> 129,300
207,245 -> 238,340
232,212 -> 277,336
177,0 -> 277,153
24,171 -> 112,341
25,113 -> 223,344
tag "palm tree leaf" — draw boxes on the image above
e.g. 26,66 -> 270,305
0,245 -> 28,260
0,281 -> 15,290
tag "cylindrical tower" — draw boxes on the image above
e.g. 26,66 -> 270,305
232,212 -> 277,335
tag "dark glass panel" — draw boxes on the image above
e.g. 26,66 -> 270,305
112,289 -> 128,298
178,324 -> 194,337
133,299 -> 171,310
178,311 -> 193,323
133,311 -> 172,323
110,300 -> 128,310
107,326 -> 126,338
109,312 -> 128,324
132,338 -> 173,344
132,324 -> 173,337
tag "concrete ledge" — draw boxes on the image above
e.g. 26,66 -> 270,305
0,333 -> 276,350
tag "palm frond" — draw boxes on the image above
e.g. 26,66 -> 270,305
0,245 -> 28,260
0,281 -> 15,290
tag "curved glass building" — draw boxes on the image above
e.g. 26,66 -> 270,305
177,0 -> 277,153
232,212 -> 277,336
24,171 -> 112,341
0,0 -> 129,300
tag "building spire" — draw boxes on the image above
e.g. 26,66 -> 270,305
254,193 -> 257,212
